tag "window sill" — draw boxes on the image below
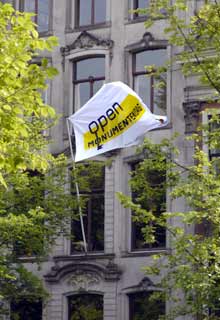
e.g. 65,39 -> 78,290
70,21 -> 111,33
53,253 -> 115,262
125,16 -> 147,25
16,255 -> 49,263
121,248 -> 169,257
125,15 -> 167,25
38,30 -> 53,38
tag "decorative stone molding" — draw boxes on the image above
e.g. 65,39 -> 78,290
123,277 -> 155,292
105,260 -> 122,282
182,100 -> 204,133
122,277 -> 160,293
60,31 -> 114,56
68,270 -> 101,291
44,261 -> 122,283
125,32 -> 167,52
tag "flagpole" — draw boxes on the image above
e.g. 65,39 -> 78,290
66,118 -> 87,253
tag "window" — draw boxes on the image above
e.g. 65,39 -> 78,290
68,294 -> 103,320
130,0 -> 150,19
75,0 -> 106,27
20,0 -> 50,33
11,299 -> 42,320
71,163 -> 105,253
208,115 -> 220,161
73,56 -> 105,111
129,291 -> 165,320
133,49 -> 167,115
130,161 -> 166,250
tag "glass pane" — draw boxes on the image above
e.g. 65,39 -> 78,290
38,0 -> 49,32
129,292 -> 165,320
79,0 -> 92,26
135,49 -> 166,72
74,82 -> 90,110
138,0 -> 150,8
131,162 -> 166,250
76,57 -> 105,80
153,73 -> 167,115
134,74 -> 151,107
11,300 -> 42,320
24,0 -> 35,13
90,194 -> 104,251
93,80 -> 105,95
134,0 -> 149,17
69,294 -> 103,320
71,211 -> 88,253
95,0 -> 106,23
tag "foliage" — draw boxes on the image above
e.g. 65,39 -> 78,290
69,294 -> 103,320
0,2 -> 58,188
0,1 -> 79,313
119,0 -> 220,319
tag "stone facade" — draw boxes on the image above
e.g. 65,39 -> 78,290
7,0 -> 210,319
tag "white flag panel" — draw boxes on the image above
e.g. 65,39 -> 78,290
68,82 -> 168,162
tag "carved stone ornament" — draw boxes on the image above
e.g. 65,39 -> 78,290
60,30 -> 114,56
68,270 -> 100,291
125,32 -> 167,52
183,100 -> 205,134
44,261 -> 122,283
122,277 -> 155,292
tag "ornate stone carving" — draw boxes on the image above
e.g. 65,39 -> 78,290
104,260 -> 122,282
44,261 -> 122,283
68,270 -> 100,291
139,277 -> 154,290
122,276 -> 156,292
142,32 -> 154,46
183,100 -> 204,133
60,31 -> 114,56
125,32 -> 167,52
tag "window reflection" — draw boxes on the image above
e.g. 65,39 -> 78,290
71,162 -> 105,253
130,0 -> 149,19
68,294 -> 103,320
130,161 -> 166,251
76,0 -> 106,27
129,291 -> 165,320
73,56 -> 105,111
23,0 -> 49,32
133,49 -> 167,114
11,299 -> 42,320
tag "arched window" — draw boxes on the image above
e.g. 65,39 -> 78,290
68,293 -> 103,320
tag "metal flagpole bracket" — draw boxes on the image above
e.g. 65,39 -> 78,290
66,118 -> 88,253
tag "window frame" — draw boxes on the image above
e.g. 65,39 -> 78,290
70,163 -> 105,254
131,0 -> 149,20
129,159 -> 166,252
128,290 -> 165,320
75,0 -> 107,29
68,293 -> 103,320
19,0 -> 53,35
132,47 -> 167,114
72,55 -> 105,112
11,298 -> 42,320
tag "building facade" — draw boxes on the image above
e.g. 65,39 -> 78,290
5,0 -> 208,319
